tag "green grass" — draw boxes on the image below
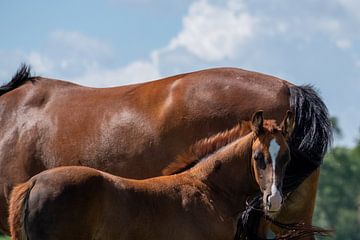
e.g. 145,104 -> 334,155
0,236 -> 10,240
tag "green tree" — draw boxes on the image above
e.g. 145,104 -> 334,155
314,124 -> 360,239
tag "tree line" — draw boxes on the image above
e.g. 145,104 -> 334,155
313,117 -> 360,239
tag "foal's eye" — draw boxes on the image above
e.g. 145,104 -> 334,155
254,152 -> 266,170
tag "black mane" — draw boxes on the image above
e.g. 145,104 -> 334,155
0,64 -> 35,96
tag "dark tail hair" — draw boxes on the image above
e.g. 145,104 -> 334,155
1,64 -> 34,96
8,181 -> 35,240
284,85 -> 332,192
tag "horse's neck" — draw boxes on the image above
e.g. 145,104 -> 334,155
189,133 -> 258,211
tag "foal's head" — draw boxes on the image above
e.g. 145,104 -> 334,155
250,110 -> 294,214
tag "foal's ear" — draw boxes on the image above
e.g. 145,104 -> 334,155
251,110 -> 264,135
281,110 -> 295,139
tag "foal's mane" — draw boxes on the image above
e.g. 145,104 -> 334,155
163,121 -> 254,175
162,120 -> 281,176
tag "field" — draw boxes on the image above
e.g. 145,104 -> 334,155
0,236 -> 9,240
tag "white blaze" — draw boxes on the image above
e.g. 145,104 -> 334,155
267,139 -> 282,211
269,139 -> 280,171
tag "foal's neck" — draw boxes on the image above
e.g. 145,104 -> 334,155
189,133 -> 258,210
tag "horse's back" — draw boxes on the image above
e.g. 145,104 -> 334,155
171,67 -> 290,118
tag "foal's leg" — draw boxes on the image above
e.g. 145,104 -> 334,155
257,168 -> 320,239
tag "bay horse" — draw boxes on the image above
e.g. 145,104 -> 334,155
0,64 -> 332,238
9,112 -> 294,240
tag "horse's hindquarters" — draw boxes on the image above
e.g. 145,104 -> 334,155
25,168 -> 105,240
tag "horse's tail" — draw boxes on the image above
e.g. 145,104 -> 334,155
284,84 -> 332,191
8,180 -> 35,240
0,64 -> 34,96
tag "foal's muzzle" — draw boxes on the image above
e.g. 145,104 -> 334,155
264,189 -> 283,212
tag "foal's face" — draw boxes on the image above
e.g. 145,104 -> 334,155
250,111 -> 294,214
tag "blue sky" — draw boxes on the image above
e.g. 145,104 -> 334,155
1,0 -> 359,146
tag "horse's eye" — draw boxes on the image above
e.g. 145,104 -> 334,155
254,151 -> 264,162
254,152 -> 266,170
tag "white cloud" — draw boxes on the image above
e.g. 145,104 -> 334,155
316,18 -> 342,36
4,0 -> 358,85
313,17 -> 357,49
49,30 -> 111,59
336,39 -> 352,49
275,22 -> 288,34
1,30 -> 112,82
74,60 -> 160,87
44,31 -> 160,87
26,51 -> 54,74
44,31 -> 113,77
167,0 -> 257,61
355,59 -> 360,68
337,0 -> 360,19
0,49 -> 26,83
1,30 -> 160,87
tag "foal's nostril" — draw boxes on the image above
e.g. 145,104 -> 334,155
265,191 -> 283,212
266,194 -> 271,206
266,194 -> 270,201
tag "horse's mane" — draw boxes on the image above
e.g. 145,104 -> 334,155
0,64 -> 36,96
162,120 -> 283,176
162,122 -> 253,175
